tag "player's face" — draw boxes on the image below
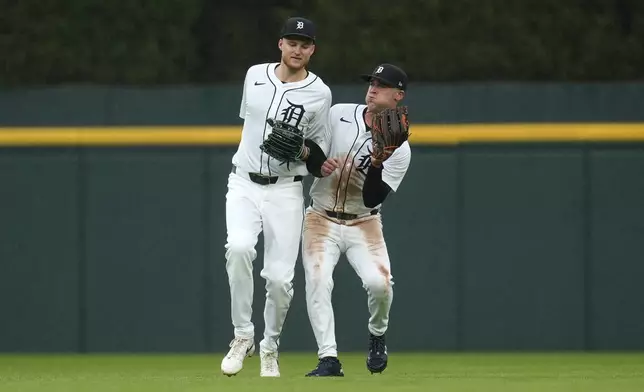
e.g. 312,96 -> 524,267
365,79 -> 404,112
279,37 -> 315,70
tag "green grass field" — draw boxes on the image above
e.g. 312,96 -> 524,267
1,353 -> 643,392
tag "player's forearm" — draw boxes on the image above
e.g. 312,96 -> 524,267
302,138 -> 327,177
362,163 -> 391,208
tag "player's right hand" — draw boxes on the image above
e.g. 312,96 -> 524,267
321,158 -> 340,177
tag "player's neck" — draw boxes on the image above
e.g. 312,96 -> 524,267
364,108 -> 382,128
364,110 -> 374,128
275,63 -> 308,83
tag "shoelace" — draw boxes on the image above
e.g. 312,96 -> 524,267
263,352 -> 279,372
227,338 -> 249,359
370,335 -> 386,355
317,357 -> 335,369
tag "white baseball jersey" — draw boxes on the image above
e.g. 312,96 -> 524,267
233,62 -> 332,177
309,103 -> 411,215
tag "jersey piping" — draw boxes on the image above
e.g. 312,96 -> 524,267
259,64 -> 278,176
331,104 -> 362,212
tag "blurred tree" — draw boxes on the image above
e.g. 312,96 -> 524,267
0,0 -> 642,85
194,0 -> 315,82
0,0 -> 200,85
306,0 -> 644,82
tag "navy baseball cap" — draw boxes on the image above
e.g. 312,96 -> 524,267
360,63 -> 408,90
280,17 -> 316,43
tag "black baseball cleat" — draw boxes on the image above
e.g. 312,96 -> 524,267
366,333 -> 388,374
305,356 -> 345,377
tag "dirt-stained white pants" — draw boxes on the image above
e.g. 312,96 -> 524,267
302,207 -> 394,359
224,169 -> 304,354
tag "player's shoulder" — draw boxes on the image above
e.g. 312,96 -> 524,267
305,69 -> 326,84
244,63 -> 274,78
330,103 -> 365,120
400,140 -> 412,153
306,70 -> 332,96
394,140 -> 412,160
331,103 -> 363,112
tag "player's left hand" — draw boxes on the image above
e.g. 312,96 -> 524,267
371,106 -> 410,163
370,140 -> 393,168
321,157 -> 340,176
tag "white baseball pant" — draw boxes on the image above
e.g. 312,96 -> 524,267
302,208 -> 394,359
224,168 -> 304,354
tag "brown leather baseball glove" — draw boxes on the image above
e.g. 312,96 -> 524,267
370,106 -> 410,161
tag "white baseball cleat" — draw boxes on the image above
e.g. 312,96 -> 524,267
260,351 -> 280,377
221,337 -> 255,376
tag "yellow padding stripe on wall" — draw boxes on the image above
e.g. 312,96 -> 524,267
0,124 -> 643,146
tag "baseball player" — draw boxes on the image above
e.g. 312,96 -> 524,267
221,16 -> 331,378
302,64 -> 411,377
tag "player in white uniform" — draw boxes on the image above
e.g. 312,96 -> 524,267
221,17 -> 332,378
302,64 -> 411,377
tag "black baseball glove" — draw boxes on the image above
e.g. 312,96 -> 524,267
260,118 -> 306,167
371,106 -> 411,161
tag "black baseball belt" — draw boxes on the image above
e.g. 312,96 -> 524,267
310,201 -> 379,221
232,165 -> 303,186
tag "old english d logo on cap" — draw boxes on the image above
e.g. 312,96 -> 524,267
360,63 -> 409,90
281,17 -> 316,42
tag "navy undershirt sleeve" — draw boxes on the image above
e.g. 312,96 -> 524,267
304,138 -> 327,178
362,164 -> 392,208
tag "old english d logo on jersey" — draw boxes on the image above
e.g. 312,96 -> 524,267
280,99 -> 306,128
356,146 -> 373,175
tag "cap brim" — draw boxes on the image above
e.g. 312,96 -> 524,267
360,74 -> 397,88
282,33 -> 315,42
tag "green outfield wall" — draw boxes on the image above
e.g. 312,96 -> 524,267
1,84 -> 643,353
1,143 -> 643,353
2,83 -> 644,126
